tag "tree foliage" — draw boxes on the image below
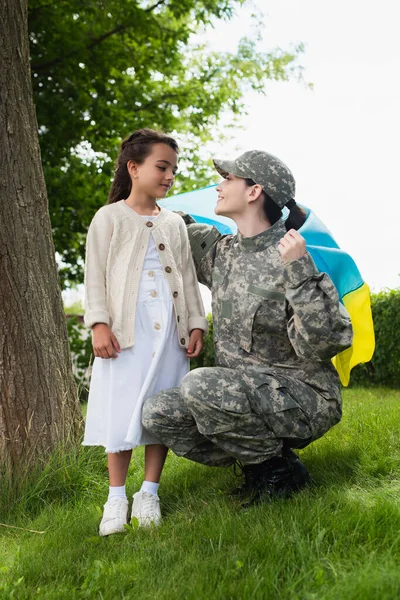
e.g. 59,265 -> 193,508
28,0 -> 302,287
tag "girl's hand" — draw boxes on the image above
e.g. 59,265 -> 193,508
186,329 -> 204,358
278,229 -> 307,264
92,323 -> 121,359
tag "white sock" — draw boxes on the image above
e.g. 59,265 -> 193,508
141,481 -> 159,496
108,485 -> 127,501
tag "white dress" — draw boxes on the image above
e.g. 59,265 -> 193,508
83,215 -> 189,453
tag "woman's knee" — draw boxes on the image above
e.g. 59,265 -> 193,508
142,389 -> 176,431
181,368 -> 217,405
142,387 -> 190,432
142,395 -> 161,433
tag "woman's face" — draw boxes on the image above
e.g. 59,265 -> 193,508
129,143 -> 178,199
215,174 -> 249,218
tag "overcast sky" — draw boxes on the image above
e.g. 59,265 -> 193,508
197,0 -> 400,294
64,0 -> 400,309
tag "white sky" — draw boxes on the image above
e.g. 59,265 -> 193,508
64,0 -> 400,309
199,0 -> 400,295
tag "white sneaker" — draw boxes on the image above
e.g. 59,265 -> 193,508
99,497 -> 129,536
131,491 -> 161,527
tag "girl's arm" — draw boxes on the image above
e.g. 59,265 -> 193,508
280,230 -> 353,361
84,208 -> 113,329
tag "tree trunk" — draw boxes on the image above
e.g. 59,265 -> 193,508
0,0 -> 83,472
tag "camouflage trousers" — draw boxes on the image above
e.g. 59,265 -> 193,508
142,367 -> 341,467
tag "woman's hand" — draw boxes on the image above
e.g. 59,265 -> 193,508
92,323 -> 121,359
278,229 -> 307,264
186,329 -> 204,358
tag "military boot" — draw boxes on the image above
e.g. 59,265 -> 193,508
241,449 -> 310,506
230,460 -> 260,498
282,447 -> 311,485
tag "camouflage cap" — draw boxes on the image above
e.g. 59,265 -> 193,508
213,150 -> 296,208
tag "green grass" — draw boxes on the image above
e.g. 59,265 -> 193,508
1,387 -> 399,599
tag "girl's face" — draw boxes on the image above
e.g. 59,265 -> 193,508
215,174 -> 249,218
129,143 -> 178,199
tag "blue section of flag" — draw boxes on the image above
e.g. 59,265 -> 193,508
298,208 -> 364,300
164,186 -> 364,301
163,184 -> 375,384
163,185 -> 235,234
189,215 -> 234,235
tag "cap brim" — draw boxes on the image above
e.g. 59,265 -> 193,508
213,158 -> 237,178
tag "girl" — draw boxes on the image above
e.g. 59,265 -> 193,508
83,129 -> 208,535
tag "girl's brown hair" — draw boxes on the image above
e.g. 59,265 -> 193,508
107,128 -> 179,204
244,178 -> 306,231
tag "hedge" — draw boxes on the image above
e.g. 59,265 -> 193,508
67,288 -> 400,400
350,288 -> 400,387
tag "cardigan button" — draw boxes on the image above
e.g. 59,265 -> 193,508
146,221 -> 153,228
180,338 -> 186,345
173,291 -> 178,298
165,266 -> 172,273
159,243 -> 165,250
177,316 -> 180,322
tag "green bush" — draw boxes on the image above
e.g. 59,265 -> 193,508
190,314 -> 215,370
66,288 -> 400,396
351,288 -> 400,387
192,291 -> 400,388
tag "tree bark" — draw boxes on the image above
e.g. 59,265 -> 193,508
0,0 -> 83,472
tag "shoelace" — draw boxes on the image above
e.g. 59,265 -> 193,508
233,459 -> 245,478
140,494 -> 159,515
106,498 -> 127,518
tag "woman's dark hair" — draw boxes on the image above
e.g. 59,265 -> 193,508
107,128 -> 179,204
244,178 -> 306,231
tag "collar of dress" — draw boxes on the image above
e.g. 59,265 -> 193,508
237,219 -> 286,253
118,200 -> 168,228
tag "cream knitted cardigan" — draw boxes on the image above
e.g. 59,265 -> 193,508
84,201 -> 208,349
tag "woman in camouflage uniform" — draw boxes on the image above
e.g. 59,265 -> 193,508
142,150 -> 353,503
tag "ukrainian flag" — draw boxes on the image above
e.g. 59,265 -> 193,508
298,207 -> 375,386
162,186 -> 375,386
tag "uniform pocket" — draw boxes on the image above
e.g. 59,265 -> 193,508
238,298 -> 261,353
239,286 -> 287,353
248,285 -> 285,302
250,375 -> 312,442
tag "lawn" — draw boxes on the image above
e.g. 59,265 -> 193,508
1,387 -> 399,599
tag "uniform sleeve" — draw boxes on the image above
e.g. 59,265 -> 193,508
83,209 -> 113,329
283,252 -> 353,361
177,212 -> 223,289
178,218 -> 209,334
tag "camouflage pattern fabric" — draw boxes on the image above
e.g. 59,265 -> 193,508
143,216 -> 353,466
143,366 -> 342,466
213,150 -> 296,208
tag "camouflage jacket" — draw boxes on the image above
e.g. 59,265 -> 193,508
182,215 -> 354,401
